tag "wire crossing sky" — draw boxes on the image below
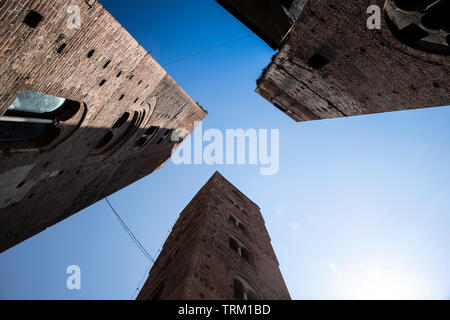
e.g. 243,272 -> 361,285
105,197 -> 156,264
162,35 -> 252,66
0,0 -> 449,300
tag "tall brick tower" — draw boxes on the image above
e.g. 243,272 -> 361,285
217,0 -> 449,122
0,0 -> 206,253
137,172 -> 290,300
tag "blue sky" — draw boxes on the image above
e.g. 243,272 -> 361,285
1,0 -> 449,300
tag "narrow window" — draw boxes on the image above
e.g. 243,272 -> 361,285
95,131 -> 113,149
23,10 -> 43,28
57,43 -> 67,54
135,126 -> 159,147
94,111 -> 139,153
241,248 -> 250,262
307,53 -> 330,69
144,126 -> 159,138
233,280 -> 244,300
229,238 -> 239,253
112,112 -> 130,129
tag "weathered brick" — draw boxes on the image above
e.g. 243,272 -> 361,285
219,0 -> 450,122
137,172 -> 290,300
0,0 -> 207,253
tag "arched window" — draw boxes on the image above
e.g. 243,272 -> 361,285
229,237 -> 252,264
8,90 -> 66,113
229,238 -> 239,253
135,125 -> 159,147
228,214 -> 248,236
0,90 -> 85,149
112,112 -> 130,129
94,111 -> 139,154
233,278 -> 258,300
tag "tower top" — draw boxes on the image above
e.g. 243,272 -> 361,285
138,171 -> 290,300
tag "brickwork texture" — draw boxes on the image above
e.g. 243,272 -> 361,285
0,0 -> 207,253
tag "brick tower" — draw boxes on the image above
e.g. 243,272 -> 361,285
0,0 -> 206,253
137,171 -> 290,300
217,0 -> 450,122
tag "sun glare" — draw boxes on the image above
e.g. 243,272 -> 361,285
342,265 -> 433,300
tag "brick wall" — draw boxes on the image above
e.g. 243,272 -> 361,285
255,0 -> 450,121
0,0 -> 207,252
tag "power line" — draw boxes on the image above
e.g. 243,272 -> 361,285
162,35 -> 252,66
129,216 -> 177,299
131,263 -> 152,300
104,197 -> 179,299
102,37 -> 253,296
105,197 -> 156,263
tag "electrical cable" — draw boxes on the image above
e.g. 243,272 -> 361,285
105,197 -> 156,263
162,35 -> 252,66
105,197 -> 178,299
131,263 -> 152,300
